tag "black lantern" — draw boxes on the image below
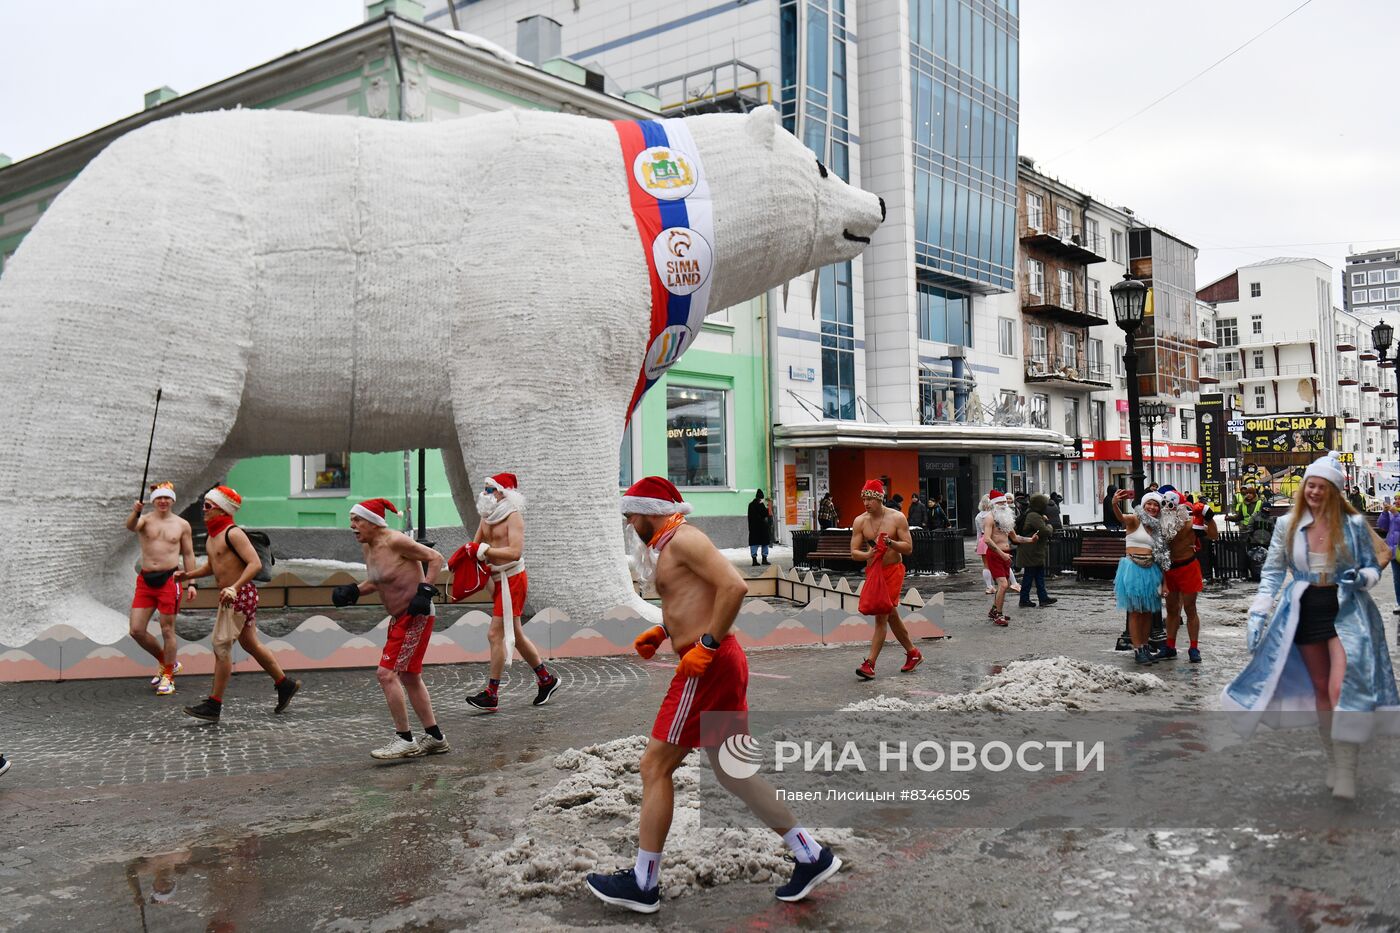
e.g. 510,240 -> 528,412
1111,277 -> 1148,334
1373,319 -> 1393,357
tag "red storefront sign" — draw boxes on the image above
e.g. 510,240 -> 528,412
1081,440 -> 1202,464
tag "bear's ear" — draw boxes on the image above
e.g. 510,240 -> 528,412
745,105 -> 779,148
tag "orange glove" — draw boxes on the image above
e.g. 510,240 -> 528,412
633,625 -> 668,660
675,638 -> 717,678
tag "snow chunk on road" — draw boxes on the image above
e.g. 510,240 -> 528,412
843,656 -> 1164,712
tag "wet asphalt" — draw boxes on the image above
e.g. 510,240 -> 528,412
4,553 -> 1400,932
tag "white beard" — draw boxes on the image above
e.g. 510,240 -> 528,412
992,503 -> 1016,534
478,489 -> 523,525
1159,504 -> 1190,541
626,525 -> 660,587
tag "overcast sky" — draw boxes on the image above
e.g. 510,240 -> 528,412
1,0 -> 1393,291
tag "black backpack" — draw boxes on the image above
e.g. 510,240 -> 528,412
226,527 -> 275,583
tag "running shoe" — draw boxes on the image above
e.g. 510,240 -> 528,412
533,675 -> 560,706
151,661 -> 183,685
1154,646 -> 1178,661
986,606 -> 1000,619
584,868 -> 661,914
156,673 -> 175,696
1133,646 -> 1156,666
466,690 -> 499,712
184,698 -> 222,722
274,677 -> 301,714
856,659 -> 876,681
984,586 -> 995,595
0,755 -> 9,778
1039,597 -> 1058,606
370,737 -> 424,760
993,615 -> 1009,627
775,847 -> 842,902
1188,647 -> 1202,664
418,734 -> 451,755
901,649 -> 923,673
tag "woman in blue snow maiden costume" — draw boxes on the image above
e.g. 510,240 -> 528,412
1222,452 -> 1398,800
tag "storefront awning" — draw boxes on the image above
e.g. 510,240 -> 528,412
774,421 -> 1073,456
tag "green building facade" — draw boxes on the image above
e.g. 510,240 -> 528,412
0,8 -> 770,549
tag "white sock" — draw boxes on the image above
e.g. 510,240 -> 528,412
982,569 -> 994,587
634,848 -> 661,891
783,827 -> 821,864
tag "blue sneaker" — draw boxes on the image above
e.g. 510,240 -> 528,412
1188,647 -> 1202,663
1154,646 -> 1178,661
584,868 -> 661,914
775,846 -> 842,902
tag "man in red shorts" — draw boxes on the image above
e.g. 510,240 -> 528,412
333,497 -> 450,760
584,477 -> 841,914
464,472 -> 559,712
178,486 -> 300,722
125,482 -> 198,696
981,490 -> 1038,626
849,478 -> 921,680
1155,485 -> 1218,663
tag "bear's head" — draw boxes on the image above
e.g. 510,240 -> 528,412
686,106 -> 883,313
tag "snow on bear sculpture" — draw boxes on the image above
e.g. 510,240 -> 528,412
0,105 -> 882,645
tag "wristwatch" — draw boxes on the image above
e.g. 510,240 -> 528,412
700,633 -> 720,650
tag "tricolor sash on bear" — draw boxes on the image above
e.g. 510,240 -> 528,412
613,118 -> 716,422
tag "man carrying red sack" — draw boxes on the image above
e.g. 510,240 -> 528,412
849,479 -> 920,681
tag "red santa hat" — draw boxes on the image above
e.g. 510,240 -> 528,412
350,497 -> 399,527
861,479 -> 885,499
149,482 -> 176,502
487,472 -> 518,491
987,489 -> 1006,501
204,485 -> 242,514
621,476 -> 693,515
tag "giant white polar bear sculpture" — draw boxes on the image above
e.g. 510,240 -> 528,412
0,105 -> 881,645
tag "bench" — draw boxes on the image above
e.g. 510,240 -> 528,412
1072,533 -> 1124,581
803,529 -> 864,571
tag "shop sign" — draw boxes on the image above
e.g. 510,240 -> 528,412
789,366 -> 816,383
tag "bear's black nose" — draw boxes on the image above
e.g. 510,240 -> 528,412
878,196 -> 886,222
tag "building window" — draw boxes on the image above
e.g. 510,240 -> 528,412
1088,278 -> 1102,315
1086,217 -> 1100,251
1216,318 -> 1239,347
1386,269 -> 1400,283
1179,411 -> 1190,440
1087,338 -> 1104,380
1371,288 -> 1386,302
1352,271 -> 1368,287
1114,345 -> 1125,376
1251,314 -> 1262,335
1030,393 -> 1049,429
1057,268 -> 1074,309
1055,204 -> 1072,240
1111,229 -> 1123,263
998,317 -> 1015,356
1249,282 -> 1261,298
1252,349 -> 1265,373
1030,323 -> 1048,361
1387,287 -> 1400,301
1061,330 -> 1079,369
820,262 -> 856,420
1254,385 -> 1267,411
1064,397 -> 1080,436
1091,400 -> 1106,438
666,385 -> 728,488
295,453 -> 351,493
917,283 -> 972,346
1027,258 -> 1044,296
1026,192 -> 1044,230
1369,270 -> 1385,285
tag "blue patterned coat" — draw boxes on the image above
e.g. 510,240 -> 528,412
1221,510 -> 1400,742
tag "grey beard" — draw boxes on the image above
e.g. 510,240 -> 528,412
993,505 -> 1016,533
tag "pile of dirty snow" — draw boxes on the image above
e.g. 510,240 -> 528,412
479,735 -> 853,899
843,656 -> 1164,712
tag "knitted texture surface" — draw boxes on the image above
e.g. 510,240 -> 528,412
0,106 -> 881,644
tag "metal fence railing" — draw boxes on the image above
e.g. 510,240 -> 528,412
792,529 -> 966,575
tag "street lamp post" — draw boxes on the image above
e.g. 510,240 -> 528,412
1140,400 -> 1171,485
1111,276 -> 1150,653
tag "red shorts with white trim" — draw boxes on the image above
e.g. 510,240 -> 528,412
492,571 -> 528,620
1163,557 -> 1204,594
380,612 -> 435,674
132,573 -> 181,615
983,549 -> 1011,581
652,635 -> 749,749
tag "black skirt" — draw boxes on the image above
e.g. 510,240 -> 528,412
1294,586 -> 1339,645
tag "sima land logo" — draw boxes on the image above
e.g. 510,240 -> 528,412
651,226 -> 713,297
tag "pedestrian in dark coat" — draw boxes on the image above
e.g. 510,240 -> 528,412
1016,494 -> 1056,608
747,490 -> 771,566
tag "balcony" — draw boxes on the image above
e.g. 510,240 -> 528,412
1362,382 -> 1380,393
1239,328 -> 1318,348
1020,223 -> 1106,264
1338,363 -> 1359,385
1383,388 -> 1398,399
1360,348 -> 1379,361
1022,283 -> 1110,327
1024,353 -> 1113,391
1344,411 -> 1360,424
1364,418 -> 1381,427
1197,328 -> 1218,349
1337,331 -> 1357,351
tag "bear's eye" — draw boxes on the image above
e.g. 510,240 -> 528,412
816,160 -> 828,179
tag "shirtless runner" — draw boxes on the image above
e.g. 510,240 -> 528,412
1155,485 -> 1218,663
333,497 -> 449,760
463,472 -> 559,712
584,477 -> 841,914
982,489 -> 1038,626
125,482 -> 197,696
849,478 -> 921,680
177,486 -> 300,722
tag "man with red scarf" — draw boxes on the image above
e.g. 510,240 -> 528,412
584,477 -> 841,914
849,478 -> 920,680
177,486 -> 300,722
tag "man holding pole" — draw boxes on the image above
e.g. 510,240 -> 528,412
125,482 -> 198,695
